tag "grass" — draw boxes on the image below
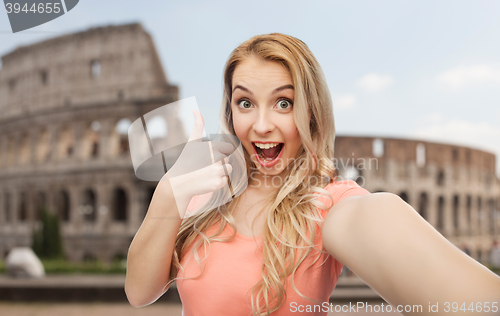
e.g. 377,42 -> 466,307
0,258 -> 126,275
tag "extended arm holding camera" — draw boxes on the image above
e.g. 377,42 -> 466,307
323,192 -> 500,316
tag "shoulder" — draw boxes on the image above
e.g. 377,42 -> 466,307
317,180 -> 371,212
321,192 -> 402,256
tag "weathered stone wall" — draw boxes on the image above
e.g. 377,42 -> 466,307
335,136 -> 500,264
0,23 -> 178,262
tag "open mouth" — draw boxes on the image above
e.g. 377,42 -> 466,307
252,142 -> 284,167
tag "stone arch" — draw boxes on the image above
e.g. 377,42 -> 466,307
81,189 -> 97,222
466,195 -> 472,233
19,132 -> 30,164
110,117 -> 132,157
83,121 -> 101,159
477,196 -> 483,233
399,191 -> 409,204
19,191 -> 28,222
112,187 -> 128,222
4,192 -> 11,222
56,190 -> 70,222
418,192 -> 428,220
488,198 -> 495,234
6,135 -> 16,166
437,196 -> 445,231
58,124 -> 74,159
37,128 -> 50,163
436,169 -> 445,186
453,195 -> 460,232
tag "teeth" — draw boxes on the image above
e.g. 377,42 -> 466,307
254,142 -> 280,149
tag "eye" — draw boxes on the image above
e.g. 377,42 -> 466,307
277,99 -> 293,109
238,99 -> 253,109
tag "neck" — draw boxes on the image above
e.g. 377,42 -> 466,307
247,170 -> 287,196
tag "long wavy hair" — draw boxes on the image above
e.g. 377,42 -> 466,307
168,33 -> 338,315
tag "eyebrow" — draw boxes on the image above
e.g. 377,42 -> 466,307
232,84 -> 294,95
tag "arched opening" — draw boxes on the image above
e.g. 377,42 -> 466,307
19,191 -> 28,222
453,195 -> 460,232
399,191 -> 409,204
113,188 -> 127,222
37,128 -> 50,163
436,169 -> 445,186
437,196 -> 445,231
82,189 -> 97,222
489,198 -> 495,235
466,195 -> 472,234
418,192 -> 428,221
58,125 -> 74,158
56,190 -> 70,222
477,196 -> 483,233
4,192 -> 11,222
113,118 -> 132,156
20,133 -> 30,164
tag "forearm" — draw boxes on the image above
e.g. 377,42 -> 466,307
323,193 -> 500,315
359,194 -> 500,312
124,175 -> 186,307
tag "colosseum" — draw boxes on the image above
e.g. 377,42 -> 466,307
0,23 -> 499,266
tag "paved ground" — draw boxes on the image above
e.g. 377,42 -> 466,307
0,302 -> 401,315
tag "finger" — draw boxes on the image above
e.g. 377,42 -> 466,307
212,151 -> 229,164
188,110 -> 205,143
222,163 -> 233,175
210,141 -> 236,155
208,141 -> 215,164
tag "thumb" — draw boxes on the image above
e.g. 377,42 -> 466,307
188,110 -> 205,142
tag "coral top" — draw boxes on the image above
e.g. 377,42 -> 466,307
176,180 -> 370,316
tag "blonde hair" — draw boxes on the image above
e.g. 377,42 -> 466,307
169,33 -> 338,315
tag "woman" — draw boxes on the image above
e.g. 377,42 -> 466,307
125,33 -> 500,315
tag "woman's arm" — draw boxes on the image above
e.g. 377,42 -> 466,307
124,174 -> 188,308
322,192 -> 500,315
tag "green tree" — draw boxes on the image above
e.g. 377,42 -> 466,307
31,207 -> 64,259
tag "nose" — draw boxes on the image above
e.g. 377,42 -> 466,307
252,110 -> 275,136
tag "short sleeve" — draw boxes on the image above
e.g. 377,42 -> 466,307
317,180 -> 371,212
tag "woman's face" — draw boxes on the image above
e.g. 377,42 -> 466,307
231,56 -> 302,178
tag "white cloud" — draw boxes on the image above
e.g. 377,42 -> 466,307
357,73 -> 393,92
411,114 -> 500,177
436,63 -> 500,90
332,94 -> 357,110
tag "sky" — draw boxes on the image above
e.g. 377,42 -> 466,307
1,0 -> 499,177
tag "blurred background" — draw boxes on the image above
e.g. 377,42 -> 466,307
0,1 -> 499,315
